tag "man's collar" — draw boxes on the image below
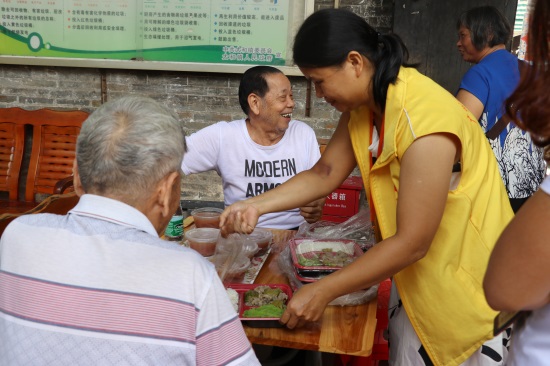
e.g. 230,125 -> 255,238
69,194 -> 158,237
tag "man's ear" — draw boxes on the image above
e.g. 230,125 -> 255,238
247,93 -> 261,116
157,171 -> 181,219
72,160 -> 85,197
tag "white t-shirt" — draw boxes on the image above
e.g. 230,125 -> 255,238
507,174 -> 550,365
182,119 -> 320,229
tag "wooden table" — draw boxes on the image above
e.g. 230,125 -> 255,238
245,229 -> 378,357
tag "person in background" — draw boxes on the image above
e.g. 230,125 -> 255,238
0,96 -> 260,366
220,8 -> 514,365
182,65 -> 324,230
484,0 -> 550,364
456,5 -> 545,212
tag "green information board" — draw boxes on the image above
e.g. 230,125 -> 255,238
0,0 -> 312,75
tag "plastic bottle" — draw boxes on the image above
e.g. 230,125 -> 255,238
165,202 -> 184,241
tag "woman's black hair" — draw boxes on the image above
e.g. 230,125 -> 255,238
238,65 -> 284,116
292,8 -> 411,111
456,6 -> 512,50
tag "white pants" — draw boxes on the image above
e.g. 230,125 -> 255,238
388,282 -> 511,366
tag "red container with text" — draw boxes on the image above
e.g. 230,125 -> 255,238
322,176 -> 364,223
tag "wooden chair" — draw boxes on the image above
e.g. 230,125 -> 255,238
0,191 -> 80,237
0,118 -> 25,201
28,191 -> 80,215
0,107 -> 88,213
25,108 -> 88,201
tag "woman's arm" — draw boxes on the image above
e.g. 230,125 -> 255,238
484,188 -> 550,311
220,112 -> 357,234
280,133 -> 459,328
456,89 -> 484,120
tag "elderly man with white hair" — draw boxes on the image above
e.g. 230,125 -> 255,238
0,96 -> 260,366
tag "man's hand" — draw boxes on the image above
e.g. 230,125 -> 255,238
300,197 -> 326,223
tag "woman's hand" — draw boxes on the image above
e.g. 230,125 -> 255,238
279,282 -> 331,329
219,201 -> 260,236
300,197 -> 326,223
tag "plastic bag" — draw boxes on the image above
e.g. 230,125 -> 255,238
282,208 -> 379,306
296,208 -> 376,252
213,233 -> 257,284
277,241 -> 378,307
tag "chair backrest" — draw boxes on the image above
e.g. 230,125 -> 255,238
0,109 -> 27,200
24,108 -> 88,202
28,191 -> 80,215
0,192 -> 80,237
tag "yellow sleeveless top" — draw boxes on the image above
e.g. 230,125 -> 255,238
348,67 -> 513,365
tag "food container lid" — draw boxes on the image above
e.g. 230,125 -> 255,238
289,238 -> 363,274
215,254 -> 250,271
217,234 -> 258,258
215,254 -> 251,283
248,228 -> 273,241
191,207 -> 223,216
184,228 -> 220,242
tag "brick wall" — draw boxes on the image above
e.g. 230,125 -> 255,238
0,0 -> 393,204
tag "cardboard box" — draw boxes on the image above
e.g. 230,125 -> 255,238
322,176 -> 364,222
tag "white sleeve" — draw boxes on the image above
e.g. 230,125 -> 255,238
539,174 -> 550,195
300,121 -> 321,168
181,122 -> 223,175
309,132 -> 321,167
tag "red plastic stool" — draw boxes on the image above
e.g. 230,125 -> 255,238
337,278 -> 391,366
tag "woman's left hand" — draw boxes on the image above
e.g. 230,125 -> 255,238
300,197 -> 326,223
279,282 -> 331,329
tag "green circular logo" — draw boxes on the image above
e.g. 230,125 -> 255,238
27,33 -> 43,52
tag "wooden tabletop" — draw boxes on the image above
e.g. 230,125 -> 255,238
245,229 -> 378,357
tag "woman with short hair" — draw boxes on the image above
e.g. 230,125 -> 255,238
456,5 -> 545,212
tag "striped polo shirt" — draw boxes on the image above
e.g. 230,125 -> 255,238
0,194 -> 259,366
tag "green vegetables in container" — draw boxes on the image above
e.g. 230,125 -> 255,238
242,303 -> 286,318
242,285 -> 289,318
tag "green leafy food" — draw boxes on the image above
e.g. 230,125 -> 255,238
243,303 -> 286,318
244,290 -> 259,304
298,257 -> 322,266
263,288 -> 283,298
270,299 -> 285,309
244,286 -> 288,307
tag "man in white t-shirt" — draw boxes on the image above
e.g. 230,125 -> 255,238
182,66 -> 324,229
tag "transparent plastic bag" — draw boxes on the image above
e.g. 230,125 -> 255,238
277,242 -> 378,306
296,208 -> 376,252
213,233 -> 257,283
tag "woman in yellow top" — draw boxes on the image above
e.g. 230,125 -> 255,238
221,8 -> 513,366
